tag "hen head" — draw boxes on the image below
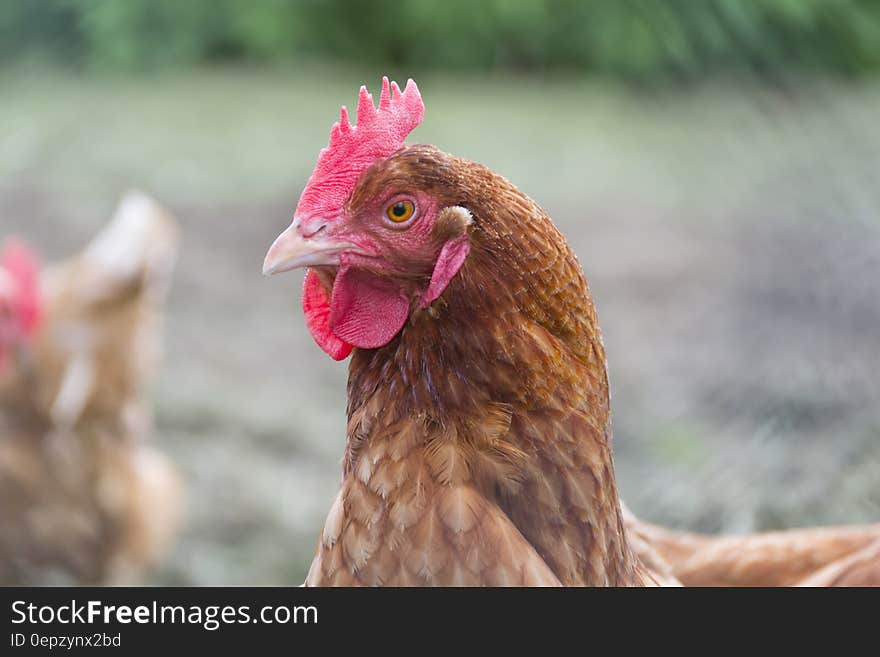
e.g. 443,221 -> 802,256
0,239 -> 42,373
263,78 -> 472,360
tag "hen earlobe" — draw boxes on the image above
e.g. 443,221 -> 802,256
421,206 -> 473,308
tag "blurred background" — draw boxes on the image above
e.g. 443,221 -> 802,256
1,0 -> 879,585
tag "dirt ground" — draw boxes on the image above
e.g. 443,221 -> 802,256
1,67 -> 878,584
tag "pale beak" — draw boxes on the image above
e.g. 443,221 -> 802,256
262,219 -> 354,276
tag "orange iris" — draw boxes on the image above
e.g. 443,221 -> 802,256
386,200 -> 415,223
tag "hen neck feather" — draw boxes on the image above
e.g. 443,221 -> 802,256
347,173 -> 611,452
342,165 -> 643,584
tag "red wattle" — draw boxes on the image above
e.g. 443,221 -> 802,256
302,269 -> 352,361
301,266 -> 410,360
329,266 -> 410,350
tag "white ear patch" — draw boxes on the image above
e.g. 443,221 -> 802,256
436,206 -> 473,235
417,207 -> 474,309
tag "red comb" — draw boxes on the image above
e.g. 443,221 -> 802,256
0,238 -> 42,339
295,77 -> 424,221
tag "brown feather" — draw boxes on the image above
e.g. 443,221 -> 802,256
626,509 -> 880,587
0,192 -> 181,584
305,146 -> 653,586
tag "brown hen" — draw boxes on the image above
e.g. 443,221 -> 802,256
625,508 -> 880,587
265,79 -> 656,586
266,78 -> 877,587
0,191 -> 182,585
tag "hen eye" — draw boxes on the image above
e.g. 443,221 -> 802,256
386,200 -> 415,223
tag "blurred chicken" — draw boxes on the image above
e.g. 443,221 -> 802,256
0,191 -> 182,585
624,508 -> 880,587
797,537 -> 880,586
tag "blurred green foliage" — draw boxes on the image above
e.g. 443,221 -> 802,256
2,0 -> 880,79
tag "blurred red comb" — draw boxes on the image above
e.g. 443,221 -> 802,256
295,76 -> 425,221
0,239 -> 42,359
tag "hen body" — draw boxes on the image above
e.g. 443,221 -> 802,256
0,192 -> 181,585
625,509 -> 880,587
304,146 -> 652,586
275,79 -> 876,587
